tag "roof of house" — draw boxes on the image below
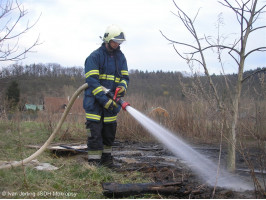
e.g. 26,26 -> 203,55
43,97 -> 84,114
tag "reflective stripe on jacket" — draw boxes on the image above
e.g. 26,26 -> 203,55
83,43 -> 129,123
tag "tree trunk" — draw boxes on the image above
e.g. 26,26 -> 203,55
227,0 -> 257,172
228,55 -> 245,172
227,102 -> 237,172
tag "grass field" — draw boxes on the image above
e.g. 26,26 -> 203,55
0,120 -> 156,199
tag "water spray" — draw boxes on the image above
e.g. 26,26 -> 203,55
125,106 -> 253,191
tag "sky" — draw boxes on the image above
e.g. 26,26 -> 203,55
2,0 -> 266,74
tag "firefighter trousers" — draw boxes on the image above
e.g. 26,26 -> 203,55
86,120 -> 117,160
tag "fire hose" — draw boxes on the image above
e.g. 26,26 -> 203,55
0,83 -> 130,169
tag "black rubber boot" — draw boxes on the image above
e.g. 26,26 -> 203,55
100,153 -> 116,168
88,159 -> 101,166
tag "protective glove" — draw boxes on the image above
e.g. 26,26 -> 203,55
112,104 -> 121,114
104,99 -> 118,110
116,86 -> 126,97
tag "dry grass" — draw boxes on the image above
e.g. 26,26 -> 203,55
1,95 -> 264,145
116,95 -> 265,146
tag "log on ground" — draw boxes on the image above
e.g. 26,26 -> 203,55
102,181 -> 190,197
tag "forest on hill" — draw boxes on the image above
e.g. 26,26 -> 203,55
0,63 -> 265,105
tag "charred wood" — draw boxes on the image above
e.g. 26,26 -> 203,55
102,181 -> 193,198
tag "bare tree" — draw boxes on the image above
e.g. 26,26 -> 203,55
0,0 -> 41,118
161,0 -> 266,172
0,0 -> 41,62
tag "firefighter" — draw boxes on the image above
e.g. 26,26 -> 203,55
83,24 -> 129,167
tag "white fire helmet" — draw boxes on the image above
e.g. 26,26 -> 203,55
103,24 -> 126,44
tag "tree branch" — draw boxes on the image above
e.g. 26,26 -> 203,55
0,0 -> 41,62
245,47 -> 266,58
160,30 -> 199,50
242,68 -> 266,83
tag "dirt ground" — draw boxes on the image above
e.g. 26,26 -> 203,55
59,140 -> 266,198
103,141 -> 265,199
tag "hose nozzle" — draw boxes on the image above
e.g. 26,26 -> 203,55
101,86 -> 130,111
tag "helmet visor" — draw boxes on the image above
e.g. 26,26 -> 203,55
111,39 -> 124,44
112,32 -> 125,44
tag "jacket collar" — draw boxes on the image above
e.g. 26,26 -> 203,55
101,43 -> 120,55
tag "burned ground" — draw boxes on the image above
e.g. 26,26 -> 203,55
59,141 -> 265,199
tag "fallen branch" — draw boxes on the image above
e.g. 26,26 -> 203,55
102,181 -> 191,198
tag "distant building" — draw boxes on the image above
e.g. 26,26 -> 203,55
25,104 -> 44,111
43,97 -> 84,114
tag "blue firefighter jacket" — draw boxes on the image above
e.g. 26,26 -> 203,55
83,43 -> 129,123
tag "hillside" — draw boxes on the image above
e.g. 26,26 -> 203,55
0,63 -> 265,104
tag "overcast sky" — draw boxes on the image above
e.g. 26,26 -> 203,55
4,0 -> 266,74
